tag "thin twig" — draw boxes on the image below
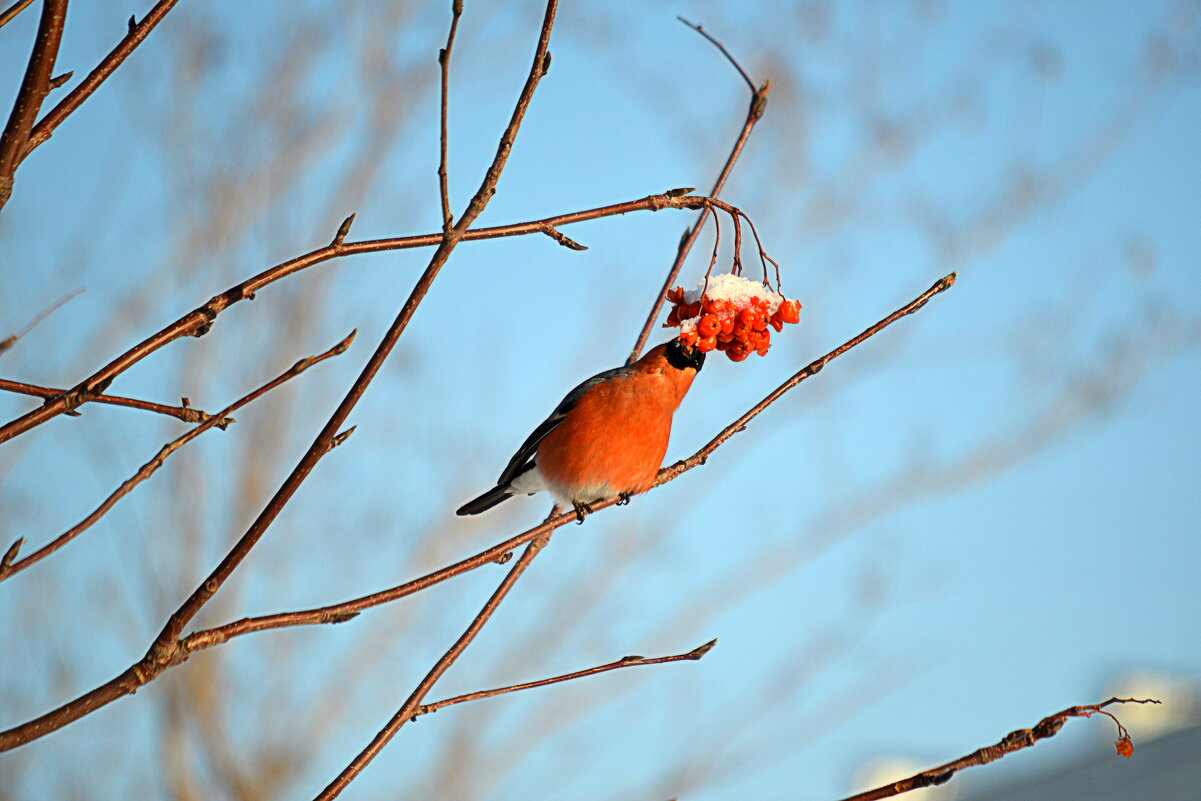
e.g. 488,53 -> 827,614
437,0 -> 462,232
834,698 -> 1160,801
0,190 -> 726,444
627,21 -> 770,364
0,331 -> 355,583
0,377 -> 229,426
706,207 -> 722,280
676,16 -> 755,93
314,534 -> 551,800
0,0 -> 67,212
0,0 -> 36,29
21,0 -> 183,160
415,639 -> 716,717
0,287 -> 82,355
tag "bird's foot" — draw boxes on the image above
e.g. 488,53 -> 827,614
572,501 -> 593,524
616,492 -> 631,506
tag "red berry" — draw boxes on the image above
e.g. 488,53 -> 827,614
777,299 -> 801,324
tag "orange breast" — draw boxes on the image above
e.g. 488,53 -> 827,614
535,367 -> 692,503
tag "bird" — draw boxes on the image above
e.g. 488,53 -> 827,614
456,338 -> 705,520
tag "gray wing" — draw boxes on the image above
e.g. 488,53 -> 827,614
497,364 -> 631,486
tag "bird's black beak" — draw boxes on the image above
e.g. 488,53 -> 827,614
666,337 -> 706,372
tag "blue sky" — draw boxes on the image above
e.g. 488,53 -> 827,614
1,2 -> 1199,799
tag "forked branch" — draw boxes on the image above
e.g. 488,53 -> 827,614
0,332 -> 358,748
0,331 -> 355,583
0,378 -> 228,426
21,0 -> 183,160
0,0 -> 67,211
315,535 -> 551,801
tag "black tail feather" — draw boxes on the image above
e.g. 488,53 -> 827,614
456,485 -> 514,516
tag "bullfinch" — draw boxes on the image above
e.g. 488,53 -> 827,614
456,338 -> 705,519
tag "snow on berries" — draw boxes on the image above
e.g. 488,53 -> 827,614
664,273 -> 802,362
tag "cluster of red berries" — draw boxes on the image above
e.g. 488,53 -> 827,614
664,283 -> 802,362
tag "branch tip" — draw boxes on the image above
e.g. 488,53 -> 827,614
0,287 -> 85,355
541,224 -> 587,250
335,329 -> 357,354
329,426 -> 356,451
333,213 -> 356,247
688,638 -> 718,659
1,538 -> 23,570
676,16 -> 757,94
666,186 -> 696,197
751,80 -> 771,119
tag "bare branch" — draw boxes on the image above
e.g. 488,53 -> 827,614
0,0 -> 67,212
834,698 -> 1160,801
437,0 -> 462,232
0,287 -> 83,355
20,0 -> 183,160
315,535 -> 550,800
0,0 -> 37,29
0,331 -> 355,584
676,16 -> 756,94
0,377 -> 230,426
415,639 -> 716,718
0,333 -> 357,747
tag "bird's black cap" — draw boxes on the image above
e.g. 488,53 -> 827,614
665,338 -> 706,372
